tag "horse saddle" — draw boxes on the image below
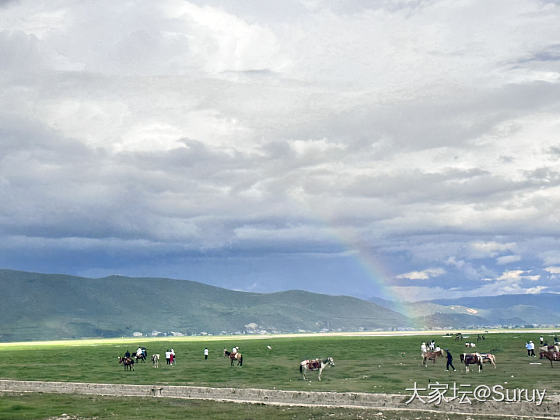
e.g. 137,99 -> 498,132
464,355 -> 478,363
307,360 -> 321,370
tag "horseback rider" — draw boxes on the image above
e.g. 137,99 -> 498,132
136,347 -> 143,357
124,349 -> 130,358
429,340 -> 435,351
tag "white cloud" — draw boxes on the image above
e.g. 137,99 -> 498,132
495,269 -> 540,282
396,268 -> 446,281
469,241 -> 517,258
496,254 -> 521,265
545,266 -> 560,274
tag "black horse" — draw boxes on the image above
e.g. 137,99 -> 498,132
118,356 -> 135,371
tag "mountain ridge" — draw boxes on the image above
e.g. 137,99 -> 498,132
0,269 -> 409,341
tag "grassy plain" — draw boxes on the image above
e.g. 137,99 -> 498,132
0,332 -> 558,419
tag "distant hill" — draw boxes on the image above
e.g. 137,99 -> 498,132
428,294 -> 560,326
369,293 -> 560,327
0,269 -> 410,342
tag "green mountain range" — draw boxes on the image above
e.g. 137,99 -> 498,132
0,269 -> 409,342
3,269 -> 558,342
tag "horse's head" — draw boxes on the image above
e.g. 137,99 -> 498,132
328,357 -> 335,366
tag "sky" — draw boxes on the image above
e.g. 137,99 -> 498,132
1,0 -> 560,302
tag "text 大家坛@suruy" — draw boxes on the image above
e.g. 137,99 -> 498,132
405,382 -> 546,406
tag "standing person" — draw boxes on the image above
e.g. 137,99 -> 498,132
529,341 -> 535,357
165,349 -> 171,365
204,347 -> 209,360
525,341 -> 531,356
420,342 -> 427,355
170,348 -> 175,365
540,336 -> 544,346
445,349 -> 456,371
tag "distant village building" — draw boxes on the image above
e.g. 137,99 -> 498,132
132,331 -> 143,337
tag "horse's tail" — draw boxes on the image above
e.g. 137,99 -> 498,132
300,364 -> 303,373
240,355 -> 243,366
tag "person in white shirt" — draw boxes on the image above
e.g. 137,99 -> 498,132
165,349 -> 171,365
204,347 -> 209,360
420,342 -> 427,355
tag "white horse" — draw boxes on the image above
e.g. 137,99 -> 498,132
465,342 -> 476,348
300,357 -> 335,381
151,353 -> 160,368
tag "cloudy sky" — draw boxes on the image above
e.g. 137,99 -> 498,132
1,0 -> 560,301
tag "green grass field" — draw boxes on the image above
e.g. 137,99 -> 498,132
0,332 -> 558,419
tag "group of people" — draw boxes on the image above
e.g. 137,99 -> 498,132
420,340 -> 439,353
538,335 -> 559,346
124,346 -> 212,365
165,349 -> 176,365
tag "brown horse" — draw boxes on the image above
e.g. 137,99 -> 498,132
480,353 -> 496,368
224,350 -> 243,366
421,349 -> 444,367
460,353 -> 483,372
118,356 -> 135,371
540,350 -> 560,367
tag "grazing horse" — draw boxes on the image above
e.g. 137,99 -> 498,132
224,350 -> 243,366
460,353 -> 483,372
465,342 -> 476,348
118,356 -> 135,371
540,350 -> 560,368
300,357 -> 335,381
479,353 -> 496,368
421,349 -> 445,367
151,354 -> 160,368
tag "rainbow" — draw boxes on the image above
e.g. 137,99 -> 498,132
324,224 -> 421,328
